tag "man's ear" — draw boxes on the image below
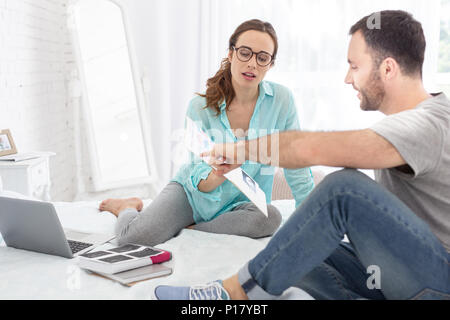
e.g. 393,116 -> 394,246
381,57 -> 398,81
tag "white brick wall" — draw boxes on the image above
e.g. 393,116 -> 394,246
0,0 -> 77,201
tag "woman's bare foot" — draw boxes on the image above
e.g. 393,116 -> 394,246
99,197 -> 144,217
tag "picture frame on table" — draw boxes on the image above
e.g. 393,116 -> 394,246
0,129 -> 18,157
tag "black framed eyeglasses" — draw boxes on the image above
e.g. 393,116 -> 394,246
232,46 -> 274,67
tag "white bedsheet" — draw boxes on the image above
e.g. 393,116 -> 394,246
0,194 -> 313,300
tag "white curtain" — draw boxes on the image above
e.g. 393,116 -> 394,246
123,0 -> 442,191
204,0 -> 442,131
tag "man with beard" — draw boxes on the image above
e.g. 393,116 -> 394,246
155,10 -> 450,300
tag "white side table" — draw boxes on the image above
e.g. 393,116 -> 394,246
0,155 -> 54,201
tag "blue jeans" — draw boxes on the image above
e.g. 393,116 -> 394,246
238,169 -> 450,300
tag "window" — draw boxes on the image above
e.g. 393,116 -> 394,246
437,0 -> 450,96
71,0 -> 155,190
439,0 -> 450,73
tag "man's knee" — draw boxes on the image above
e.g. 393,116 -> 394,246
320,169 -> 373,192
324,168 -> 369,182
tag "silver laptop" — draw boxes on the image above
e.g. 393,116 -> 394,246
0,196 -> 114,258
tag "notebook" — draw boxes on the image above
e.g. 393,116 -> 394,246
86,264 -> 172,286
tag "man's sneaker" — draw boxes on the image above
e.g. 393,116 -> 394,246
155,280 -> 231,300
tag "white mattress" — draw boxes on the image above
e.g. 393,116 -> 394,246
0,191 -> 313,300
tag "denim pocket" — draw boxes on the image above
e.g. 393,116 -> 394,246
411,288 -> 450,300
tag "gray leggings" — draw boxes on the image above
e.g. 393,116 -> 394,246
115,182 -> 282,247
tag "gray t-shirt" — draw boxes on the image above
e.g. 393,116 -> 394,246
371,93 -> 450,252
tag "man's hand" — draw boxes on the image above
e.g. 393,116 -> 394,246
206,154 -> 242,177
200,141 -> 247,166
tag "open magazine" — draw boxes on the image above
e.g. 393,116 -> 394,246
185,117 -> 268,217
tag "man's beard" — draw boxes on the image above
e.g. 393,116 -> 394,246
359,70 -> 386,111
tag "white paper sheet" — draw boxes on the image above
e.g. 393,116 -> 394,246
224,168 -> 268,217
184,117 -> 214,164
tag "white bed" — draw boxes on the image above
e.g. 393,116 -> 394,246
0,190 -> 314,300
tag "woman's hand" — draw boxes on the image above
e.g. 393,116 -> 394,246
211,163 -> 242,177
197,154 -> 242,193
207,150 -> 243,177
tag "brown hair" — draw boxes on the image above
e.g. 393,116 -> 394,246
198,19 -> 278,116
349,10 -> 426,78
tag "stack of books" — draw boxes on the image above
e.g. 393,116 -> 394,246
77,244 -> 172,286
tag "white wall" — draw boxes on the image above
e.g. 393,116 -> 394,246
0,0 -> 443,201
0,0 -> 77,201
0,0 -> 200,201
124,0 -> 217,187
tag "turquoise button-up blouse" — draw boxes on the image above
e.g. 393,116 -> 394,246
172,80 -> 314,223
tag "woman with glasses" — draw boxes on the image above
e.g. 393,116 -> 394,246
99,19 -> 315,247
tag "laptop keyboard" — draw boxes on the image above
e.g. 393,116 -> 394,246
68,240 -> 93,254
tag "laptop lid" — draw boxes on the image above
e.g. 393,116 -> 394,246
0,196 -> 73,258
